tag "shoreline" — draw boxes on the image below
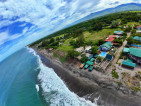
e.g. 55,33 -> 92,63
33,47 -> 141,106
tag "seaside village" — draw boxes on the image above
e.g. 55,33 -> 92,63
46,25 -> 141,74
75,26 -> 141,73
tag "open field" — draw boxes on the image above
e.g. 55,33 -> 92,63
84,28 -> 121,42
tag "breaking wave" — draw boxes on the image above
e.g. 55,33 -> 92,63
28,48 -> 97,106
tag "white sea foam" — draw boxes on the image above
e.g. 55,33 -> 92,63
28,47 -> 97,106
36,84 -> 39,92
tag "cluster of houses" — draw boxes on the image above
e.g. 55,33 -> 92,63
122,47 -> 141,69
78,30 -> 124,71
121,25 -> 141,69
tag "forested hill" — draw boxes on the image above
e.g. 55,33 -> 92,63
31,11 -> 141,46
69,3 -> 141,26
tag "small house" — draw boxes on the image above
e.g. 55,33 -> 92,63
133,36 -> 141,42
100,42 -> 113,51
89,66 -> 93,71
88,54 -> 94,60
123,48 -> 129,53
122,61 -> 136,69
85,46 -> 91,53
114,31 -> 123,35
80,63 -> 85,69
104,37 -> 115,42
106,54 -> 113,61
86,61 -> 93,66
90,58 -> 95,62
137,25 -> 141,30
84,64 -> 89,69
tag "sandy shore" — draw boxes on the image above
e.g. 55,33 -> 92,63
33,47 -> 141,106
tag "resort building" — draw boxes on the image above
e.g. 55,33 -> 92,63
114,31 -> 123,35
122,61 -> 136,69
104,35 -> 118,45
100,41 -> 113,51
133,36 -> 141,42
123,47 -> 141,64
136,25 -> 141,33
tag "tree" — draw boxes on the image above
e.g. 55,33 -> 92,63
91,46 -> 98,54
80,54 -> 88,63
131,29 -> 136,34
67,50 -> 80,58
111,20 -> 119,28
97,56 -> 103,63
124,26 -> 132,32
93,23 -> 103,31
127,37 -> 134,44
76,35 -> 85,47
70,40 -> 76,46
49,38 -> 55,43
97,39 -> 104,46
114,38 -> 123,44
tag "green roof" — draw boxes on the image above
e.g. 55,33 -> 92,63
94,54 -> 98,58
86,61 -> 93,65
123,48 -> 129,53
84,64 -> 89,68
89,66 -> 93,71
102,42 -> 113,49
122,61 -> 136,67
129,48 -> 141,58
90,58 -> 95,62
127,59 -> 133,62
133,36 -> 141,41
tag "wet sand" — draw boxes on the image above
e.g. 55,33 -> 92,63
35,49 -> 141,106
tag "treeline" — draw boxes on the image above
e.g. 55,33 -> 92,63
31,11 -> 141,47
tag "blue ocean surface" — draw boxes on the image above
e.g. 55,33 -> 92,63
0,48 -> 43,106
0,48 -> 97,106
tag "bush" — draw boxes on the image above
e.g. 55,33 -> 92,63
127,36 -> 134,44
97,56 -> 103,63
131,87 -> 140,92
80,55 -> 88,63
67,50 -> 80,58
131,29 -> 136,34
91,46 -> 98,54
111,69 -> 119,79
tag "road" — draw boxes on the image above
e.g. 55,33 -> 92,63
106,33 -> 131,74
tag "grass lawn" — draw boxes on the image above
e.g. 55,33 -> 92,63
126,22 -> 139,26
57,45 -> 74,52
84,28 -> 121,42
130,11 -> 141,13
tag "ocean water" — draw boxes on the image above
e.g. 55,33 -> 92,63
0,48 -> 97,106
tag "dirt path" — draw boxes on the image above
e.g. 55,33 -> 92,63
106,33 -> 131,74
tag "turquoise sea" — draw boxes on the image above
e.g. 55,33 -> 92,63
0,48 -> 96,106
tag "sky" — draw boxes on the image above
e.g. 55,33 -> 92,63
0,0 -> 141,62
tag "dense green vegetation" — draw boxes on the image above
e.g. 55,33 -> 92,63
31,11 -> 141,62
111,69 -> 119,79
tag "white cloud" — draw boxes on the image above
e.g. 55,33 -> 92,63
0,0 -> 141,62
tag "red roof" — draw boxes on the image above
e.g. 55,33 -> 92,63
104,37 -> 115,42
109,35 -> 118,38
112,43 -> 117,45
137,25 -> 141,29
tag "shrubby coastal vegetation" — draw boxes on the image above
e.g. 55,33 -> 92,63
31,11 -> 141,61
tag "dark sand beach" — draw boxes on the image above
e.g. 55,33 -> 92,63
35,48 -> 141,106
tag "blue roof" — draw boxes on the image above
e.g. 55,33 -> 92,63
114,31 -> 123,34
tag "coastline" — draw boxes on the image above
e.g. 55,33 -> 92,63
33,47 -> 141,106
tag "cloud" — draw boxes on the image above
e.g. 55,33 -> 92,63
0,0 -> 141,62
